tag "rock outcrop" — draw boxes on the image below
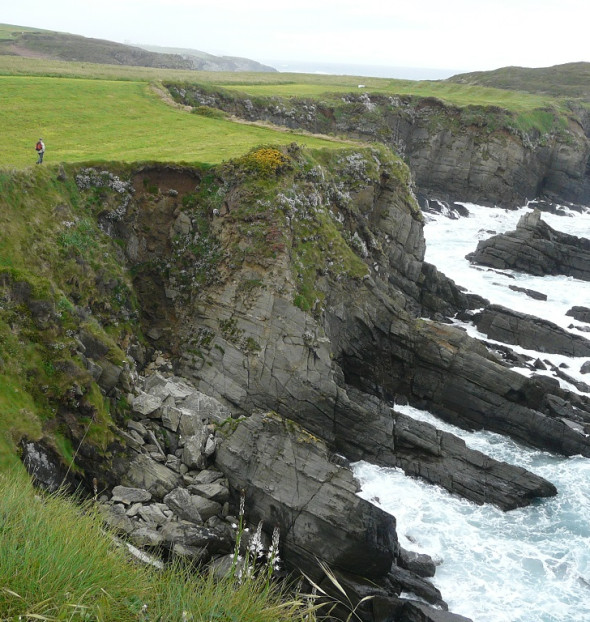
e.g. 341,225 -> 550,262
467,209 -> 590,280
473,304 -> 590,356
567,305 -> 590,324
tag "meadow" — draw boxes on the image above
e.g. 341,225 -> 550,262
0,74 -> 345,168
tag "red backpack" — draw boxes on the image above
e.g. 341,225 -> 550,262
36,141 -> 43,151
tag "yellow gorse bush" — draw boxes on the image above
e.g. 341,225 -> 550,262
240,147 -> 292,176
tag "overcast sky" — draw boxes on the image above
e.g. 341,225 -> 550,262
3,0 -> 589,77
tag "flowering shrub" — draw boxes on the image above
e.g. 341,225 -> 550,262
238,147 -> 292,177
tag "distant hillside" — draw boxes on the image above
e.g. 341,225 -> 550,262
448,62 -> 590,100
0,24 -> 275,72
138,44 -> 276,73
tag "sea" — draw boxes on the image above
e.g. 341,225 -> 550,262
261,60 -> 459,81
353,203 -> 590,622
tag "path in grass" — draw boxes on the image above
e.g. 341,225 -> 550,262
0,76 -> 344,168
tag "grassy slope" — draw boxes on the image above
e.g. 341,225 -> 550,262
0,75 -> 343,168
0,54 -> 569,113
0,164 -> 136,471
0,468 -> 314,621
447,62 -> 590,100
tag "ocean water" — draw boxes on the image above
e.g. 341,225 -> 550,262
354,203 -> 590,621
261,59 -> 459,80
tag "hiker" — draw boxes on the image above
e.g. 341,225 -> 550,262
35,138 -> 45,164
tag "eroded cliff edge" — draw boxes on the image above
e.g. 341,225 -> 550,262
166,83 -> 590,208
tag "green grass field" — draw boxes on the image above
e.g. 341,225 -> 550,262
0,54 -> 571,117
0,75 -> 345,168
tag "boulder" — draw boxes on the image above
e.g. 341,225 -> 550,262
111,485 -> 152,505
163,487 -> 204,523
120,453 -> 181,499
160,520 -> 232,554
398,548 -> 437,578
567,306 -> 590,324
131,392 -> 163,417
508,284 -> 547,301
215,411 -> 398,580
129,526 -> 164,548
188,481 -> 230,504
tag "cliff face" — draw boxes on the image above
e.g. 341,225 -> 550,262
5,147 -> 590,622
111,147 -> 590,501
167,85 -> 590,208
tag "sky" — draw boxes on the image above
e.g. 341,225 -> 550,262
2,0 -> 590,78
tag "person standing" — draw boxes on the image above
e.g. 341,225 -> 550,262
35,138 -> 45,164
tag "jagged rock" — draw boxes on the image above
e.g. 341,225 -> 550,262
97,359 -> 123,394
190,495 -> 222,522
193,469 -> 224,484
582,361 -> 590,374
127,420 -> 148,437
182,434 -> 208,469
508,284 -> 547,300
466,210 -> 590,281
388,566 -> 446,608
137,503 -> 170,526
188,481 -> 230,504
163,487 -> 204,523
171,542 -> 210,565
398,548 -> 437,578
567,306 -> 590,324
129,526 -> 164,548
120,453 -> 181,498
111,485 -> 152,504
20,440 -> 82,493
160,520 -> 232,554
78,328 -> 110,359
474,304 -> 590,356
335,391 -> 557,511
178,391 -> 233,425
101,503 -> 135,534
178,409 -> 209,437
215,411 -> 399,580
553,368 -> 590,393
161,405 -> 182,431
131,392 -> 163,417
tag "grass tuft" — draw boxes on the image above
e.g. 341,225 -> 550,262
0,468 -> 321,621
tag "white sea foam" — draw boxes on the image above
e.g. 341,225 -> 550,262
354,204 -> 590,621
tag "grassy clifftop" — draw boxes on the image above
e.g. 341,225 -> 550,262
448,62 -> 590,101
0,74 -> 343,169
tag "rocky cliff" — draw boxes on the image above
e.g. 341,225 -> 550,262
6,146 -> 590,622
166,84 -> 590,209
